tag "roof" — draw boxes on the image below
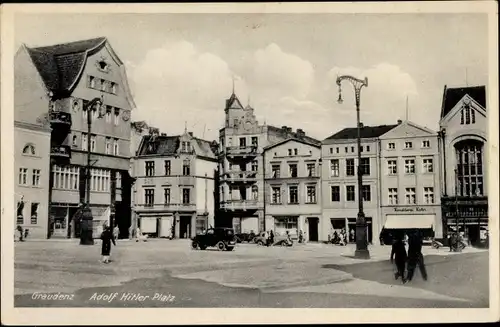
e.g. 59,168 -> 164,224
225,93 -> 244,110
323,124 -> 398,142
137,135 -> 217,159
440,85 -> 486,118
267,125 -> 321,146
25,37 -> 107,95
263,137 -> 321,151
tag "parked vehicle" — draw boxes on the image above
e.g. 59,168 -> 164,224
253,232 -> 268,246
191,227 -> 236,251
235,232 -> 256,243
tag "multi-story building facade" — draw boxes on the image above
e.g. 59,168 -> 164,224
379,120 -> 442,238
321,124 -> 397,243
133,129 -> 218,239
438,85 -> 488,245
15,37 -> 136,238
263,138 -> 322,241
14,121 -> 51,239
218,92 -> 319,234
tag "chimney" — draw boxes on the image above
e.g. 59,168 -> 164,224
160,133 -> 167,137
296,129 -> 305,138
287,127 -> 293,133
359,122 -> 364,128
397,119 -> 402,125
281,125 -> 288,131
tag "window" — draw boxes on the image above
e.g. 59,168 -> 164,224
110,82 -> 117,94
275,217 -> 298,234
233,119 -> 239,128
91,107 -> 98,121
113,138 -> 119,155
351,146 -> 355,153
360,158 -> 370,175
164,160 -> 171,175
387,159 -> 397,175
330,159 -> 339,177
30,203 -> 39,224
145,189 -> 155,207
32,169 -> 41,186
271,164 -> 280,178
82,133 -> 88,150
405,141 -> 413,149
272,186 -> 282,204
423,158 -> 434,173
306,185 -> 316,203
405,188 -> 416,204
306,163 -> 316,177
90,134 -> 96,152
388,142 -> 395,150
252,185 -> 258,200
362,185 -> 371,201
82,106 -> 88,120
366,145 -> 370,152
105,137 -> 111,154
106,107 -> 112,123
72,135 -> 78,147
145,161 -> 155,177
182,189 -> 190,204
100,79 -> 106,92
288,185 -> 298,204
164,188 -> 171,205
422,140 -> 430,148
52,165 -> 79,190
424,187 -> 434,204
18,168 -> 28,185
346,185 -> 355,202
183,159 -> 190,176
344,147 -> 348,153
289,163 -> 298,177
288,149 -> 292,156
336,147 -> 340,154
346,158 -> 355,176
405,159 -> 415,174
331,186 -> 340,202
251,137 -> 258,147
359,146 -> 363,153
294,148 -> 298,155
88,76 -> 95,88
456,141 -> 484,196
98,61 -> 108,71
22,144 -> 35,155
461,104 -> 475,125
114,108 -> 120,126
251,160 -> 258,172
329,148 -> 333,154
90,168 -> 110,192
17,201 -> 24,225
388,188 -> 398,205
239,137 -> 246,147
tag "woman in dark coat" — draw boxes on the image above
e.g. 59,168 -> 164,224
390,233 -> 408,283
100,224 -> 116,263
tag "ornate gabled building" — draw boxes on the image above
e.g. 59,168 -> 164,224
133,129 -> 218,239
438,85 -> 488,245
14,37 -> 136,238
218,91 -> 319,234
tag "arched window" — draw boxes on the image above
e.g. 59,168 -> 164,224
22,144 -> 35,155
252,185 -> 258,200
455,140 -> 484,196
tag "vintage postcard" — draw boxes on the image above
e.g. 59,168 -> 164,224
1,2 -> 498,325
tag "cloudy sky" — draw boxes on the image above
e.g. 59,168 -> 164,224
14,12 -> 488,141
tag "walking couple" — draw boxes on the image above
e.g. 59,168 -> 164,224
391,230 -> 428,284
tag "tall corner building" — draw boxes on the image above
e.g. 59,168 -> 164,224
217,92 -> 320,234
14,37 -> 136,238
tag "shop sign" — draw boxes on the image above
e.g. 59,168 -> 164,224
393,207 -> 427,213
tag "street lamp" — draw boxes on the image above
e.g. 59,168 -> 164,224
336,75 -> 370,259
79,96 -> 104,245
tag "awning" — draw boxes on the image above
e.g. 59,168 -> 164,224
384,214 -> 435,229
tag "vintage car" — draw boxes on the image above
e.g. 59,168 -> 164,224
191,227 -> 236,251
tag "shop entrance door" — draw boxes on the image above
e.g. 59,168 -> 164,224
179,216 -> 191,239
308,217 -> 319,242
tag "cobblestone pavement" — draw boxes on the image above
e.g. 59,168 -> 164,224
13,239 -> 489,308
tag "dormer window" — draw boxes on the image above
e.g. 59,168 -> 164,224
98,60 -> 109,72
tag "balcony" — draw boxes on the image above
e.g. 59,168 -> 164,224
221,199 -> 259,212
49,111 -> 72,128
135,203 -> 196,212
225,145 -> 257,159
50,145 -> 71,159
221,170 -> 258,184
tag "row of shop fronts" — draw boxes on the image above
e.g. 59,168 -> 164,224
136,212 -> 210,239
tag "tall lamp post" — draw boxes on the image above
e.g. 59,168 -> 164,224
336,75 -> 370,259
80,96 -> 103,245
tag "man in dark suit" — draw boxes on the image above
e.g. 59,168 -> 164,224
406,230 -> 428,281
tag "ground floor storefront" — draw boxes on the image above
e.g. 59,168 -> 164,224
380,205 -> 443,239
49,203 -> 110,239
263,215 -> 321,242
323,208 -> 379,244
136,211 -> 210,239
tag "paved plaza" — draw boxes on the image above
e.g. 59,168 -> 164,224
14,239 -> 489,308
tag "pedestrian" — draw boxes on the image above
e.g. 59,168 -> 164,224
100,223 -> 116,264
333,231 -> 339,244
350,228 -> 355,242
299,230 -> 304,243
128,225 -> 133,240
269,230 -> 275,245
113,225 -> 120,240
391,233 -> 408,283
303,231 -> 307,244
16,225 -> 24,242
406,230 -> 428,282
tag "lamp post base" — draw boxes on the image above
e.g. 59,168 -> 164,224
354,248 -> 370,259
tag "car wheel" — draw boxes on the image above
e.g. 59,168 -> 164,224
257,240 -> 264,246
199,245 -> 207,250
191,241 -> 199,250
217,241 -> 226,251
226,246 -> 234,251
